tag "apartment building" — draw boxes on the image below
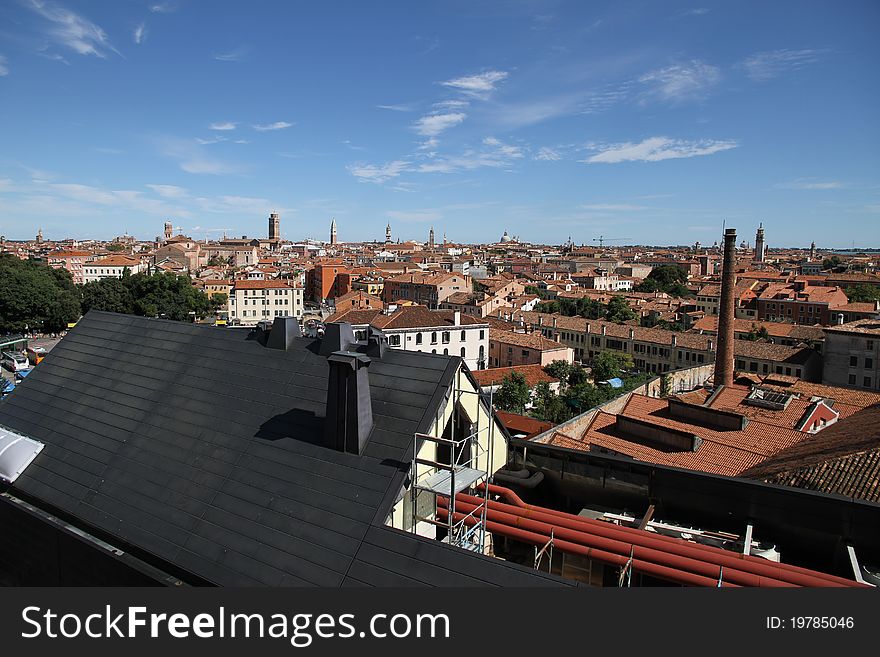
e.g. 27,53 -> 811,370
327,305 -> 488,370
46,250 -> 91,285
821,319 -> 880,391
229,279 -> 304,325
382,271 -> 470,309
756,281 -> 849,325
494,310 -> 822,380
306,261 -> 351,303
488,328 -> 573,368
82,255 -> 146,283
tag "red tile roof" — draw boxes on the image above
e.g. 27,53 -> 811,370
233,279 -> 298,290
471,364 -> 559,388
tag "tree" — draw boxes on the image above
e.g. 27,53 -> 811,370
605,296 -> 637,322
531,382 -> 569,424
81,277 -> 134,314
0,255 -> 81,333
845,284 -> 880,303
822,255 -> 843,271
591,350 -> 634,382
634,265 -> 692,297
106,243 -> 127,253
562,381 -> 606,415
543,360 -> 573,384
493,372 -> 531,414
80,271 -> 218,321
744,323 -> 770,341
567,364 -> 589,387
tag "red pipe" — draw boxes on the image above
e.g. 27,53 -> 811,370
456,493 -> 844,588
437,506 -> 737,587
478,483 -> 863,588
441,497 -> 795,587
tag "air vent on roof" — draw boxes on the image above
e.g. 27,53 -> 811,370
0,426 -> 44,483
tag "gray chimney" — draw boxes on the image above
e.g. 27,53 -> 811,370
265,316 -> 302,350
320,322 -> 356,356
324,351 -> 373,455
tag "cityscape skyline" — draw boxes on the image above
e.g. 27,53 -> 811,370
1,1 -> 878,247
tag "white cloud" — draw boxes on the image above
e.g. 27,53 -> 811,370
155,136 -> 243,175
0,55 -> 9,76
741,49 -> 826,81
584,136 -> 738,164
214,47 -> 248,62
386,209 -> 441,223
133,23 -> 146,45
639,60 -> 720,103
348,160 -> 410,184
26,0 -> 119,58
441,70 -> 508,97
195,135 -> 227,145
253,121 -> 293,131
376,103 -> 415,112
535,147 -> 561,161
146,184 -> 188,198
209,121 -> 237,131
433,99 -> 470,111
775,180 -> 844,190
149,2 -> 177,13
413,112 -> 466,137
415,137 -> 524,174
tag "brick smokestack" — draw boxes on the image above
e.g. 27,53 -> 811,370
714,228 -> 737,388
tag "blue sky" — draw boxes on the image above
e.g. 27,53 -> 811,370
1,0 -> 878,247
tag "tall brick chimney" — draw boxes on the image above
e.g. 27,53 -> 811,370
714,228 -> 737,388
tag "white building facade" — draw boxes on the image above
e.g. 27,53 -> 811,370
229,279 -> 304,326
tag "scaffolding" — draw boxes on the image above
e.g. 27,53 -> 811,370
408,379 -> 495,554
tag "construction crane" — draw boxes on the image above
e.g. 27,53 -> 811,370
592,235 -> 631,248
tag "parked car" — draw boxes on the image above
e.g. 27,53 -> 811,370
2,351 -> 30,372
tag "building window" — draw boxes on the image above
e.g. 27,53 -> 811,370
865,377 -> 872,388
479,330 -> 485,340
388,335 -> 401,346
866,358 -> 874,369
442,331 -> 450,344
849,374 -> 857,385
461,330 -> 466,341
868,340 -> 874,351
850,356 -> 858,367
431,332 -> 437,344
522,350 -> 529,358
461,347 -> 466,358
416,333 -> 423,345
443,348 -> 448,356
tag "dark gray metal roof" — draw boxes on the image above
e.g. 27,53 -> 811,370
0,311 -> 569,587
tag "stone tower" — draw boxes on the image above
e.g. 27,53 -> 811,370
385,223 -> 392,245
754,223 -> 765,264
428,226 -> 435,249
330,218 -> 337,246
164,221 -> 173,241
268,212 -> 280,241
